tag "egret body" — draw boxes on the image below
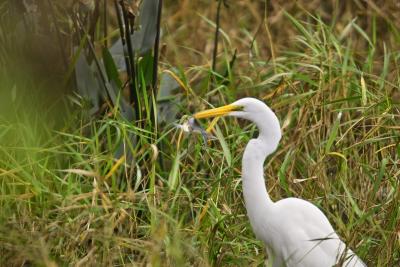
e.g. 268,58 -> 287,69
194,98 -> 365,267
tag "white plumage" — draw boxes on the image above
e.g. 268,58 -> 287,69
194,97 -> 366,267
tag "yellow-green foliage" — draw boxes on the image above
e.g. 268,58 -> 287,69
0,1 -> 399,266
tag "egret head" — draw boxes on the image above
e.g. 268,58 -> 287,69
194,98 -> 266,119
193,97 -> 281,145
194,97 -> 275,123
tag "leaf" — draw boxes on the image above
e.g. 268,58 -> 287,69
137,51 -> 154,86
373,158 -> 388,196
351,21 -> 373,47
61,169 -> 98,178
110,0 -> 159,71
114,131 -> 136,162
168,151 -> 181,190
104,156 -> 125,180
107,80 -> 134,122
74,47 -> 103,115
157,72 -> 180,124
325,112 -> 342,154
360,74 -> 367,106
75,45 -> 134,121
102,47 -> 123,88
134,0 -> 159,54
100,52 -> 136,161
278,149 -> 292,196
284,12 -> 314,42
341,178 -> 363,217
133,162 -> 143,191
339,18 -> 357,41
215,125 -> 232,167
327,152 -> 347,162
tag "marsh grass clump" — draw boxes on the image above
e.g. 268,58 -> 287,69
0,1 -> 399,266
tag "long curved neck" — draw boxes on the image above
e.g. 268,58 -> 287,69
242,139 -> 274,220
241,107 -> 281,229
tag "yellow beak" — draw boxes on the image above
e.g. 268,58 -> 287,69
193,104 -> 243,119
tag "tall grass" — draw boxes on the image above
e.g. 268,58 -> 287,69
1,1 -> 399,266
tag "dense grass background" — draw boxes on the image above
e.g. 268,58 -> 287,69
0,1 -> 399,266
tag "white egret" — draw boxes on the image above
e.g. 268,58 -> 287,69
193,98 -> 366,267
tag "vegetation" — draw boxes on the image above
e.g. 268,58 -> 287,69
0,1 -> 399,266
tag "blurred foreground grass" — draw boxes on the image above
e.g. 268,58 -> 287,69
1,1 -> 400,266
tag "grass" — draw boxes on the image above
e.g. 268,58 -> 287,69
1,1 -> 400,266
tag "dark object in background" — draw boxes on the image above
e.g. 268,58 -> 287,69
3,0 -> 70,103
7,0 -> 67,76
